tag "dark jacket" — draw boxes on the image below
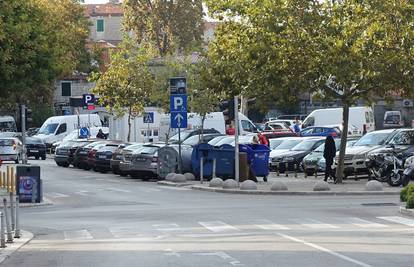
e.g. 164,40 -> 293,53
323,136 -> 336,160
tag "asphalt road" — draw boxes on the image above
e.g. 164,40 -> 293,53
2,159 -> 414,267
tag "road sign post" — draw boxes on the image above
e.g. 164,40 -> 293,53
143,112 -> 154,143
170,78 -> 187,174
83,94 -> 95,137
234,96 -> 239,185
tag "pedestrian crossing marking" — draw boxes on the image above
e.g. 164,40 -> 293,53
345,217 -> 388,228
64,230 -> 93,240
252,219 -> 290,230
299,219 -> 339,229
378,216 -> 414,227
153,223 -> 181,231
199,221 -> 240,232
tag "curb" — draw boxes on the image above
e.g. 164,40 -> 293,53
20,197 -> 53,208
191,185 -> 400,196
399,206 -> 414,217
157,181 -> 193,187
0,230 -> 34,264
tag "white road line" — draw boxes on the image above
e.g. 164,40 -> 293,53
299,219 -> 339,229
107,188 -> 131,193
153,223 -> 181,231
252,219 -> 290,230
74,190 -> 90,196
108,226 -> 143,238
378,216 -> 414,227
278,233 -> 372,267
346,217 -> 388,228
46,192 -> 70,198
199,221 -> 240,233
64,230 -> 93,240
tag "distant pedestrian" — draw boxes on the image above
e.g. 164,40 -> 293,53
258,132 -> 269,146
96,129 -> 106,139
293,117 -> 301,134
323,135 -> 336,182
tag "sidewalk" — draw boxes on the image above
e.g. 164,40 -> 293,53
160,172 -> 403,195
0,230 -> 33,264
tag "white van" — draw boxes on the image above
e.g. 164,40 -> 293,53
302,107 -> 375,134
0,116 -> 17,133
159,112 -> 258,141
34,114 -> 102,146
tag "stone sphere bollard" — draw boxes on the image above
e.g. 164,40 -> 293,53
184,172 -> 195,181
223,179 -> 238,189
240,180 -> 257,190
209,177 -> 224,187
271,181 -> 288,191
172,174 -> 186,183
365,180 -> 383,191
313,181 -> 330,191
165,173 -> 176,181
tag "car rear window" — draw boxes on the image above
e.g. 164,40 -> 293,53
0,139 -> 13,146
138,146 -> 159,155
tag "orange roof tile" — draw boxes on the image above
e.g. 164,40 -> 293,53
83,4 -> 123,17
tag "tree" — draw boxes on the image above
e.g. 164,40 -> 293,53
206,0 -> 414,183
123,0 -> 204,57
91,39 -> 155,142
0,0 -> 89,109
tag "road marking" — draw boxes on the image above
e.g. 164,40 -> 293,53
106,188 -> 131,193
298,219 -> 339,229
196,252 -> 244,266
46,192 -> 69,198
153,223 -> 181,231
278,233 -> 372,267
346,217 -> 388,228
74,190 -> 90,196
64,230 -> 93,240
378,216 -> 414,227
108,226 -> 143,238
252,219 -> 290,230
199,221 -> 240,233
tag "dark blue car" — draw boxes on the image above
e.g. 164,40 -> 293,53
300,126 -> 341,137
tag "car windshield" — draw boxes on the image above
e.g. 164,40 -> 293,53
215,137 -> 234,146
138,146 -> 159,155
314,140 -> 341,152
387,131 -> 414,145
85,142 -> 104,148
0,121 -> 17,132
126,144 -> 144,150
38,123 -> 59,135
183,135 -> 203,146
98,145 -> 118,152
208,136 -> 228,146
269,139 -> 284,150
277,140 -> 301,149
354,132 -> 391,146
169,131 -> 192,143
0,139 -> 13,146
292,140 -> 319,151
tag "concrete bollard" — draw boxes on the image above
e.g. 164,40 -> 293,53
3,198 -> 12,243
285,163 -> 288,177
0,212 -> 5,248
14,196 -> 20,238
200,157 -> 204,184
315,170 -> 318,179
9,193 -> 15,231
212,158 -> 217,179
304,170 -> 308,178
276,165 -> 279,176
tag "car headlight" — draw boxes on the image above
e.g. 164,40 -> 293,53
404,156 -> 414,168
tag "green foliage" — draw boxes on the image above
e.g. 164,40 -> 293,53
123,0 -> 204,56
91,38 -> 155,141
406,193 -> 414,209
400,184 -> 414,202
0,0 -> 89,108
31,104 -> 55,128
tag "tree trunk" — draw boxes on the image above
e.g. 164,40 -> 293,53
335,102 -> 350,183
127,109 -> 132,142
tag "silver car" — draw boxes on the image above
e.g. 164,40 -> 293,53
0,138 -> 23,163
128,144 -> 164,180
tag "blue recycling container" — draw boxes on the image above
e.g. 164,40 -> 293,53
191,143 -> 214,177
213,145 -> 235,178
240,144 -> 270,177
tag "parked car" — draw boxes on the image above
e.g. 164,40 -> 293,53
128,144 -> 164,179
0,137 -> 23,163
334,129 -> 397,176
272,138 -> 325,172
208,135 -> 231,146
300,126 -> 341,137
72,140 -> 104,169
383,111 -> 404,129
118,144 -> 145,176
269,137 -> 305,169
302,139 -> 342,175
87,142 -> 111,171
168,128 -> 221,144
26,137 -> 46,160
111,143 -> 142,175
54,140 -> 77,167
94,141 -> 124,173
26,128 -> 39,137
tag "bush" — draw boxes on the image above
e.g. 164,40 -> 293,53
400,184 -> 414,202
406,193 -> 414,209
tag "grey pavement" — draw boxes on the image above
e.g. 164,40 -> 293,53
1,159 -> 414,267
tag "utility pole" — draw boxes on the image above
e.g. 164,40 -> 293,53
21,105 -> 27,164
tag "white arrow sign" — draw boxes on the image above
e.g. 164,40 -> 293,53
175,113 -> 184,127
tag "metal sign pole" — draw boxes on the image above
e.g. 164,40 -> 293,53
147,122 -> 150,143
178,127 -> 182,174
234,96 -> 239,184
21,105 -> 27,164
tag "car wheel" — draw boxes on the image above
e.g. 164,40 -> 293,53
56,162 -> 63,167
62,163 -> 70,168
305,170 -> 314,176
120,171 -> 127,177
35,156 -> 39,160
41,155 -> 46,160
387,171 -> 403,187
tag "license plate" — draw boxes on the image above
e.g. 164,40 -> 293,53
135,157 -> 146,162
99,155 -> 107,159
30,150 -> 39,153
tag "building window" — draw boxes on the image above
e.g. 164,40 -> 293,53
97,19 -> 104,32
61,82 -> 71,96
